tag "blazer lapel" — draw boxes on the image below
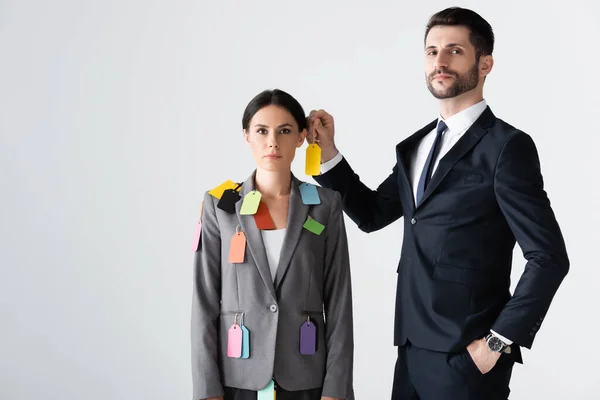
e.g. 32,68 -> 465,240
235,172 -> 277,301
273,175 -> 309,290
417,107 -> 495,207
396,119 -> 438,210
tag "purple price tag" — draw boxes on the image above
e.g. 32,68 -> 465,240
300,320 -> 317,355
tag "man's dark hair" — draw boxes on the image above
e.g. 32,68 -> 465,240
425,7 -> 494,60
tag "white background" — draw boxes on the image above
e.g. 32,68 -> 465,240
1,0 -> 598,399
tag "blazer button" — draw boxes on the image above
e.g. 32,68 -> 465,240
270,304 -> 278,313
411,218 -> 417,225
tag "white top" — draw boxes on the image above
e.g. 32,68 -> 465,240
261,229 -> 287,281
318,99 -> 513,346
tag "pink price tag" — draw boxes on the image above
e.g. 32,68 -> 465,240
192,219 -> 202,252
227,324 -> 243,358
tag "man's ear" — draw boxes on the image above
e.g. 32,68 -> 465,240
479,54 -> 494,78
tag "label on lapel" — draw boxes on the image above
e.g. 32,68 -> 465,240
217,188 -> 241,214
300,318 -> 317,355
208,180 -> 240,200
240,190 -> 262,215
240,324 -> 250,359
227,323 -> 243,358
303,216 -> 325,235
305,144 -> 321,176
299,183 -> 321,205
254,201 -> 275,230
257,379 -> 275,400
229,231 -> 246,263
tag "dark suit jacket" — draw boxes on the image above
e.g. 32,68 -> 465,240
314,106 -> 569,363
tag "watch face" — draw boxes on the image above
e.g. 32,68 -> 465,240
488,337 -> 504,352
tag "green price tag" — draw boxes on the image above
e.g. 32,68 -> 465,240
303,217 -> 325,235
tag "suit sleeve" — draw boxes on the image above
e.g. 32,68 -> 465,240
491,131 -> 569,349
191,192 -> 224,399
321,191 -> 355,400
313,156 -> 403,233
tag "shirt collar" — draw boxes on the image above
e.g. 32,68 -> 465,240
437,99 -> 487,133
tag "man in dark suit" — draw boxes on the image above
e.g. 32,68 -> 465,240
307,7 -> 569,400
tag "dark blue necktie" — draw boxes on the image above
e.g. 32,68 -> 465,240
416,120 -> 447,205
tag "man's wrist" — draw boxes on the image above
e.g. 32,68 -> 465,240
489,329 -> 512,345
485,332 -> 511,354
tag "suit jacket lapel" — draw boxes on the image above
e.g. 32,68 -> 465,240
235,172 -> 277,301
273,175 -> 309,290
417,107 -> 495,207
396,119 -> 438,210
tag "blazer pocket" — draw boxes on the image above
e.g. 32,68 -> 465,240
219,310 -> 245,322
433,263 -> 487,286
463,173 -> 483,185
397,257 -> 410,273
431,264 -> 473,319
302,310 -> 325,318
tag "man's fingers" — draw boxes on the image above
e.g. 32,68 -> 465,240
308,109 -> 330,121
305,117 -> 318,144
314,117 -> 327,133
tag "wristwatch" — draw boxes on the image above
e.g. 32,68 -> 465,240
485,332 -> 511,354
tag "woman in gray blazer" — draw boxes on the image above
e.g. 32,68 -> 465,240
191,89 -> 354,400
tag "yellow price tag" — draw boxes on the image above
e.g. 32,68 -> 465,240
208,180 -> 240,199
305,144 -> 321,176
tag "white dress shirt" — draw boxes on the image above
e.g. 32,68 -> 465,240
318,99 -> 513,345
261,229 -> 286,282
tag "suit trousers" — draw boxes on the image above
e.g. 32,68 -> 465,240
391,340 -> 514,400
224,382 -> 322,400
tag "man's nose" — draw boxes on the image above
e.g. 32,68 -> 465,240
434,53 -> 449,70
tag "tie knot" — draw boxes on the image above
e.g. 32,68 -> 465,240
437,120 -> 447,135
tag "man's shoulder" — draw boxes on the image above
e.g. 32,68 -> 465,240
487,114 -> 534,147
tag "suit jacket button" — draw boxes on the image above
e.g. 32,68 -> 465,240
270,304 -> 278,313
411,218 -> 417,225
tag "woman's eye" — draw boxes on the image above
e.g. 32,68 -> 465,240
257,128 -> 268,134
279,128 -> 291,134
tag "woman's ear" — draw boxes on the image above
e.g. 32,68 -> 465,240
297,128 -> 307,148
243,129 -> 251,146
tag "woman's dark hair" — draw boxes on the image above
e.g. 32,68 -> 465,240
242,89 -> 307,132
425,7 -> 494,60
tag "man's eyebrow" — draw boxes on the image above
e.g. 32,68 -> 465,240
425,43 -> 466,50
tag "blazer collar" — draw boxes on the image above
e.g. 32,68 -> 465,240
235,170 -> 310,299
416,106 -> 496,207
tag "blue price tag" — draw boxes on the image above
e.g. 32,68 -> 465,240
299,183 -> 321,205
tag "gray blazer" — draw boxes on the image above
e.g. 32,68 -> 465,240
191,171 -> 354,400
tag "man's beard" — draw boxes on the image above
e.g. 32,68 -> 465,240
426,62 -> 479,99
